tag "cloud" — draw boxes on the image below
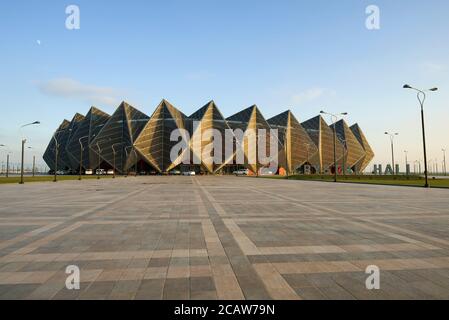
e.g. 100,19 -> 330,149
290,87 -> 333,105
37,78 -> 121,106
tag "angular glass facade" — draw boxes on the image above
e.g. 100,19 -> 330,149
65,107 -> 111,171
301,116 -> 345,174
268,111 -> 319,173
89,102 -> 149,173
227,105 -> 284,175
331,119 -> 366,174
43,119 -> 71,171
134,100 -> 187,173
350,123 -> 375,173
44,101 -> 374,174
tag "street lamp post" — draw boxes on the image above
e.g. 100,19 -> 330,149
78,136 -> 89,181
19,121 -> 40,184
403,84 -> 438,187
52,128 -> 72,183
320,111 -> 348,182
112,143 -> 123,179
53,139 -> 59,182
304,142 -> 310,174
341,140 -> 347,176
285,127 -> 289,179
96,138 -> 111,179
404,150 -> 408,175
124,146 -> 130,177
125,146 -> 138,177
6,154 -> 10,178
441,149 -> 447,176
385,132 -> 399,175
96,142 -> 101,180
0,145 -> 8,178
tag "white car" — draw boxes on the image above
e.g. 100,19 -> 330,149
233,169 -> 249,176
96,169 -> 106,175
107,169 -> 114,175
85,169 -> 93,175
259,168 -> 274,176
182,171 -> 196,176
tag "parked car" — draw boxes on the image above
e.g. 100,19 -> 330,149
85,169 -> 93,175
55,170 -> 66,175
96,169 -> 106,175
259,168 -> 274,176
169,170 -> 181,175
233,169 -> 249,176
107,169 -> 114,175
182,171 -> 196,176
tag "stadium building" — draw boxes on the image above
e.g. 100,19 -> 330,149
43,100 -> 374,175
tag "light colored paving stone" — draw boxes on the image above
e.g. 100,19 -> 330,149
0,176 -> 448,299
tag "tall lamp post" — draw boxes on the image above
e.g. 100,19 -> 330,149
340,139 -> 347,176
403,84 -> 438,187
284,126 -> 289,179
95,139 -> 110,180
52,128 -> 71,183
78,136 -> 89,181
0,145 -> 8,178
112,143 -> 123,179
404,150 -> 408,175
441,149 -> 447,176
19,121 -> 40,184
304,142 -> 310,174
53,137 -> 59,182
6,152 -> 10,178
320,110 -> 348,182
27,147 -> 35,177
125,146 -> 138,177
385,132 -> 399,175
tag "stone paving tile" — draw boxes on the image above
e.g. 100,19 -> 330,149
79,281 -> 116,300
0,284 -> 40,300
163,278 -> 190,300
0,176 -> 448,299
135,279 -> 165,300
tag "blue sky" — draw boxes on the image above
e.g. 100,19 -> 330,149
1,0 -> 448,171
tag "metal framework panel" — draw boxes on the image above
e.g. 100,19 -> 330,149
227,105 -> 284,174
89,102 -> 149,173
350,123 -> 375,172
134,99 -> 187,173
268,110 -> 319,172
331,119 -> 366,173
302,115 -> 344,173
188,101 -> 235,174
65,107 -> 110,171
43,120 -> 71,171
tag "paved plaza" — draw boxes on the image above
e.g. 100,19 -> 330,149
0,176 -> 448,300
